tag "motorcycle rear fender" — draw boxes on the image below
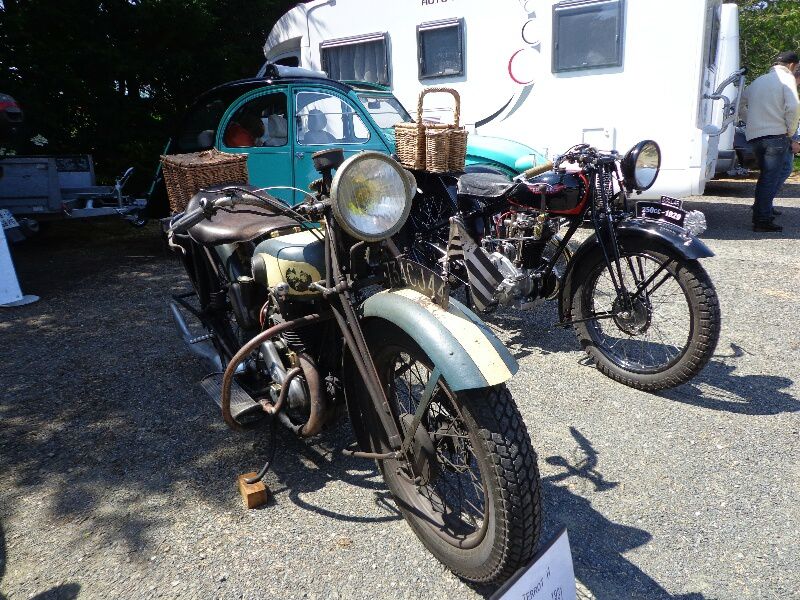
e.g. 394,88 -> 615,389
558,220 -> 714,322
360,288 -> 518,391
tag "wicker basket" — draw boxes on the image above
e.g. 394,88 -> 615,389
160,149 -> 249,214
394,87 -> 468,173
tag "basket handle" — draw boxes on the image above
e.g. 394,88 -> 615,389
417,87 -> 461,128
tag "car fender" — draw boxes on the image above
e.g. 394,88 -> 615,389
360,287 -> 518,391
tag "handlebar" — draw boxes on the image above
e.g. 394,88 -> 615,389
521,161 -> 554,179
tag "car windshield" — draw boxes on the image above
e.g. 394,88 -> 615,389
356,93 -> 411,133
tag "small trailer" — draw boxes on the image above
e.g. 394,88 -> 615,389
263,0 -> 744,199
0,154 -> 147,235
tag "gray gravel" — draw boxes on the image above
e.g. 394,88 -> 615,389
1,178 -> 798,600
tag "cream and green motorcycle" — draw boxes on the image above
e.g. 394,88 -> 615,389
166,150 -> 541,583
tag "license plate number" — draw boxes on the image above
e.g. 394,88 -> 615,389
385,257 -> 450,309
0,209 -> 19,230
636,201 -> 686,227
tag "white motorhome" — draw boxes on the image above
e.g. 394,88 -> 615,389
264,0 -> 742,199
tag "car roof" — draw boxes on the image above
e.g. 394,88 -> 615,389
195,76 -> 357,103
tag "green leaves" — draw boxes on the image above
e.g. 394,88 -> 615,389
0,0 -> 293,185
739,0 -> 800,83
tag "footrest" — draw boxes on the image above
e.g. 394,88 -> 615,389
200,373 -> 264,425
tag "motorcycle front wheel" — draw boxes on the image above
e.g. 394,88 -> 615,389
352,322 -> 541,584
570,238 -> 720,391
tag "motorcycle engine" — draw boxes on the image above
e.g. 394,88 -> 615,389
485,211 -> 565,309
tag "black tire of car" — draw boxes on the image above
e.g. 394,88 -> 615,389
352,321 -> 542,583
570,239 -> 720,391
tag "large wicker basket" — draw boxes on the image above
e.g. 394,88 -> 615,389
394,87 -> 468,173
160,149 -> 249,214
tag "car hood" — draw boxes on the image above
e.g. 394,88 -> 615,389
383,129 -> 546,173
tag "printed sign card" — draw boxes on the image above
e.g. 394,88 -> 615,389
491,528 -> 576,600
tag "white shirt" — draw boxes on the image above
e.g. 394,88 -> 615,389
739,65 -> 800,141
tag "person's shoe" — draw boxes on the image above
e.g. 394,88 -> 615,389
753,221 -> 783,232
750,206 -> 782,216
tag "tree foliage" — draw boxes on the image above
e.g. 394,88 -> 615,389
738,0 -> 800,83
0,0 -> 294,187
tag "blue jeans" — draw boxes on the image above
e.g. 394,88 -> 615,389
751,135 -> 792,223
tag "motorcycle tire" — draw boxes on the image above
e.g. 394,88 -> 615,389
569,238 -> 720,391
350,321 -> 541,584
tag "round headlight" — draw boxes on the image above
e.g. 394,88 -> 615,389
621,140 -> 661,192
330,152 -> 413,242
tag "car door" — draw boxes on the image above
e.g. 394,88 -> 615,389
291,86 -> 390,203
218,87 -> 294,205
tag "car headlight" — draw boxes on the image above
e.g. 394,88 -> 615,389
330,151 -> 414,242
621,140 -> 661,192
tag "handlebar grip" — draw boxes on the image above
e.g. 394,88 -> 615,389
170,206 -> 207,234
522,161 -> 553,179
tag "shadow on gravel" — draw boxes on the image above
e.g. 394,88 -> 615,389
688,181 -> 800,241
484,303 -> 582,361
658,344 -> 799,415
258,424 -> 403,524
0,519 -> 6,600
28,584 -> 81,600
540,428 -> 708,600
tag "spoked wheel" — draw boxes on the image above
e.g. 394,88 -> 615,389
570,239 -> 720,391
354,322 -> 541,583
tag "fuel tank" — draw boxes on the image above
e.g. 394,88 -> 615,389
252,229 -> 326,297
525,171 -> 587,215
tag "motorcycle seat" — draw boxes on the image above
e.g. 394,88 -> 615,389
456,173 -> 516,199
186,186 -> 298,246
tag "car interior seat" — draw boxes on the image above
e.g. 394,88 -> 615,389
262,114 -> 288,147
303,109 -> 337,145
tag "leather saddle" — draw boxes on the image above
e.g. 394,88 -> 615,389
186,185 -> 298,246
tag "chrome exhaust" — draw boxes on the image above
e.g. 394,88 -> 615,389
169,301 -> 223,371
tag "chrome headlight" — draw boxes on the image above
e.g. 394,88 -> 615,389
621,140 -> 661,192
330,152 -> 414,242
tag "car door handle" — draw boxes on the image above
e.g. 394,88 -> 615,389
295,152 -> 305,159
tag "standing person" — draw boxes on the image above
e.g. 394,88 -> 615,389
738,51 -> 800,232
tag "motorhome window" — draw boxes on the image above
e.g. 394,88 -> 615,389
356,94 -> 412,130
704,3 -> 721,70
552,0 -> 624,72
320,34 -> 389,86
222,92 -> 288,149
295,90 -> 371,146
417,19 -> 464,79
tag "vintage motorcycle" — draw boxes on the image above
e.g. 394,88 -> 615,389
166,150 -> 541,583
399,141 -> 721,391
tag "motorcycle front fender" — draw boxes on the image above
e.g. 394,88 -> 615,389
360,288 -> 518,391
558,220 -> 714,322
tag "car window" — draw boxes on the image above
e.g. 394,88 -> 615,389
295,90 -> 370,146
223,91 -> 289,149
176,88 -> 247,153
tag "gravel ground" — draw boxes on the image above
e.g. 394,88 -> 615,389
1,178 -> 798,600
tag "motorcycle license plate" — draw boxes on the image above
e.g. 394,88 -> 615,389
385,257 -> 450,309
659,195 -> 683,209
0,209 -> 19,230
636,201 -> 686,227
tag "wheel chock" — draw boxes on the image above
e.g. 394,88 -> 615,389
237,472 -> 270,509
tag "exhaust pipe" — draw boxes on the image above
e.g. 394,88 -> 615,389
261,340 -> 308,409
169,302 -> 223,372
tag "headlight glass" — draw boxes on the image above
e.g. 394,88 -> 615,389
331,152 -> 413,241
634,142 -> 660,190
622,140 -> 661,191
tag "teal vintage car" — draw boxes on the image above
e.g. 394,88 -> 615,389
153,66 -> 545,209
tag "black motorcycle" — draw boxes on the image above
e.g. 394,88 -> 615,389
399,141 -> 721,391
166,150 -> 541,583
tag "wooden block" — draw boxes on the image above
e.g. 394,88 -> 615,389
237,472 -> 270,509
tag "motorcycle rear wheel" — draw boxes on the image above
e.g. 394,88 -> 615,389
353,322 -> 541,583
570,239 -> 720,391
